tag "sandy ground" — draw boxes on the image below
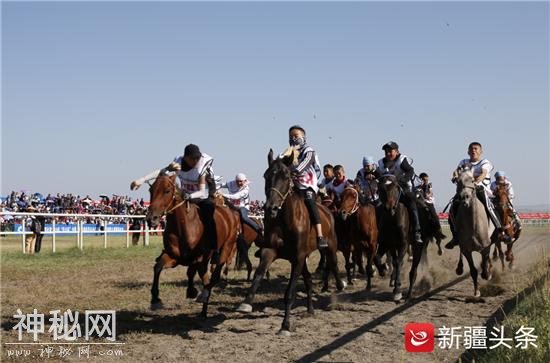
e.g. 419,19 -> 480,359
1,228 -> 548,362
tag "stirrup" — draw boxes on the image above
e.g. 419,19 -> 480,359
413,231 -> 423,244
317,236 -> 328,249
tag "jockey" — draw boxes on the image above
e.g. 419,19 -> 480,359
325,165 -> 354,207
282,125 -> 327,249
416,173 -> 446,242
355,156 -> 380,206
219,173 -> 263,235
130,144 -> 221,264
318,164 -> 335,189
445,142 -> 507,250
375,141 -> 423,244
490,171 -> 522,232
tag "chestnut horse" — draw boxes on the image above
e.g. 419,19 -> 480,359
237,149 -> 345,336
492,183 -> 520,270
147,173 -> 239,317
214,194 -> 263,281
338,185 -> 379,290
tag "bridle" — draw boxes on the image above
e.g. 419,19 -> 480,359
341,187 -> 360,215
269,178 -> 294,209
153,176 -> 186,216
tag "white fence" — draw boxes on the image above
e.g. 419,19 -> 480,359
0,212 -> 160,253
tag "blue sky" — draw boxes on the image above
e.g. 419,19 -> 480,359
2,1 -> 548,209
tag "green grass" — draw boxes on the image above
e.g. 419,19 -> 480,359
475,256 -> 550,363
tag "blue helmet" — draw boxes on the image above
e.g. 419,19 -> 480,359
495,171 -> 506,178
363,156 -> 376,166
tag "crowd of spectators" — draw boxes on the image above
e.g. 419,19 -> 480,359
0,190 -> 265,229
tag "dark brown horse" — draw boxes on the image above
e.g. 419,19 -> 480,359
492,183 -> 520,270
377,175 -> 426,301
237,149 -> 345,336
147,173 -> 240,317
338,185 -> 379,290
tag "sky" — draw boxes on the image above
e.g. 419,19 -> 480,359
2,1 -> 549,209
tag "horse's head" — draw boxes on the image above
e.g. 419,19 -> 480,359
379,174 -> 400,215
146,172 -> 178,228
456,167 -> 475,208
338,185 -> 359,221
493,182 -> 510,209
263,148 -> 294,219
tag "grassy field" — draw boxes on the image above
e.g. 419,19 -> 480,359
473,256 -> 550,363
1,226 -> 548,362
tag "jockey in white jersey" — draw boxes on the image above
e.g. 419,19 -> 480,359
130,144 -> 222,264
355,156 -> 380,206
445,142 -> 508,250
281,125 -> 327,249
219,173 -> 262,235
373,141 -> 424,244
325,165 -> 354,207
490,170 -> 522,232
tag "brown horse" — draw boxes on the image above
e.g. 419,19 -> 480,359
492,183 -> 520,270
237,149 -> 345,336
213,194 -> 263,281
147,173 -> 240,317
338,185 -> 379,290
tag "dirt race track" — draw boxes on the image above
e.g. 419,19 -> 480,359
1,227 -> 548,362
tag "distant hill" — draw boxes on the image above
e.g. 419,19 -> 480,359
516,204 -> 550,213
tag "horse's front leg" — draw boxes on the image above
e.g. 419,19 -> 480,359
237,248 -> 277,313
392,246 -> 406,302
151,252 -> 177,310
406,241 -> 424,300
301,262 -> 314,315
343,244 -> 354,285
464,251 -> 480,297
279,257 -> 305,336
186,264 -> 198,299
199,262 -> 225,318
506,244 -> 515,269
480,247 -> 492,281
456,248 -> 464,276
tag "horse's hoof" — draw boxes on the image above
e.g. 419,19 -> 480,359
150,301 -> 164,310
339,280 -> 347,291
389,280 -> 394,287
195,290 -> 210,303
393,292 -> 402,302
187,287 -> 198,299
481,270 -> 491,280
474,290 -> 481,298
456,266 -> 464,276
236,303 -> 253,313
277,329 -> 292,337
408,256 -> 413,262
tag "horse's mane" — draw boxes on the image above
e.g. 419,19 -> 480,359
280,147 -> 300,166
